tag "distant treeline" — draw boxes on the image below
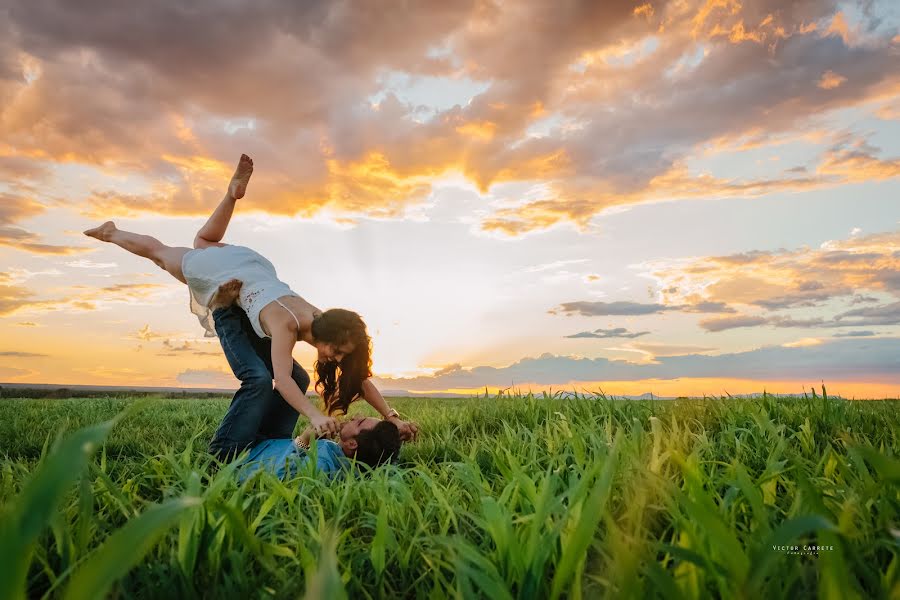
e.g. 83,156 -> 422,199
0,386 -> 232,400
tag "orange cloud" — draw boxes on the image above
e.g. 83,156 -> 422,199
0,0 -> 895,238
0,281 -> 170,317
0,194 -> 90,255
824,12 -> 854,46
634,3 -> 654,19
818,70 -> 847,90
456,120 -> 498,141
642,229 -> 900,327
0,285 -> 38,316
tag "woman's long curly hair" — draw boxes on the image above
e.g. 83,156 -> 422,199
312,308 -> 372,415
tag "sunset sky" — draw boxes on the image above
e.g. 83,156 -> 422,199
1,0 -> 898,398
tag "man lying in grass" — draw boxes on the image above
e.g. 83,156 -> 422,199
236,416 -> 401,483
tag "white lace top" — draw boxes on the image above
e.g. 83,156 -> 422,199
180,245 -> 299,338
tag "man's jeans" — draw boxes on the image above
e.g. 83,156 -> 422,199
208,305 -> 311,461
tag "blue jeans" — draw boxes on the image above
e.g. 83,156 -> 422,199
208,305 -> 311,461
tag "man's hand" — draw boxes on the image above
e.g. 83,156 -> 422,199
388,417 -> 419,442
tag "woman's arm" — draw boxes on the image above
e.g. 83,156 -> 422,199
271,326 -> 340,435
194,154 -> 253,248
360,379 -> 419,441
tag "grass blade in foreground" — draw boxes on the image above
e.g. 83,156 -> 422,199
0,413 -> 128,600
303,529 -> 348,600
550,430 -> 622,600
62,496 -> 202,600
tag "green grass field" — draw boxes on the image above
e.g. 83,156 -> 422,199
1,394 -> 898,599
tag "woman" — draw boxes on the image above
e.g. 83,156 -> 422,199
85,154 -> 418,441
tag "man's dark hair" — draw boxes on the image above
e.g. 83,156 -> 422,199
353,421 -> 401,468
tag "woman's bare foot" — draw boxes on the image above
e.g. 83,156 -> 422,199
228,154 -> 254,200
208,279 -> 243,311
83,221 -> 117,242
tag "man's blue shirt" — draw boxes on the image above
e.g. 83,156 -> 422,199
236,438 -> 348,483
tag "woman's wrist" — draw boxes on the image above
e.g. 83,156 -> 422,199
383,408 -> 400,420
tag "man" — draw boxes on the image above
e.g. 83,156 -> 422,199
208,304 -> 312,461
236,416 -> 401,483
207,305 -> 407,471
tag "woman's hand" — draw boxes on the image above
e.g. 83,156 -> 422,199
388,417 -> 419,442
310,414 -> 340,437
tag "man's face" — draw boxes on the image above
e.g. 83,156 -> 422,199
338,416 -> 379,455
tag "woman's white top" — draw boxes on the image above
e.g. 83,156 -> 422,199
181,245 -> 299,338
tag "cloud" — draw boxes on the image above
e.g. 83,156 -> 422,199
176,368 -> 237,388
0,280 -> 169,317
835,301 -> 900,326
697,300 -> 900,332
631,342 -> 717,356
552,298 -> 738,316
0,285 -> 42,316
680,301 -> 738,314
646,229 -> 900,324
371,337 -> 900,390
782,337 -> 824,348
159,338 -> 221,356
566,327 -> 650,339
68,283 -> 169,309
699,314 -> 830,332
433,363 -> 463,377
0,194 -> 89,255
751,283 -> 852,309
833,330 -> 875,337
0,0 -> 896,235
552,301 -> 670,316
65,259 -> 117,269
0,351 -> 48,357
133,325 -> 164,342
700,315 -> 769,332
818,69 -> 847,89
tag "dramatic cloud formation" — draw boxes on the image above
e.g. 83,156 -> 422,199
0,0 -> 896,234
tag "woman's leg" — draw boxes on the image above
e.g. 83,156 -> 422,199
84,221 -> 190,283
193,154 -> 253,249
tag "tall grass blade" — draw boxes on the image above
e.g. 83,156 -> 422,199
0,416 -> 124,600
63,497 -> 202,600
303,530 -> 348,600
550,431 -> 622,600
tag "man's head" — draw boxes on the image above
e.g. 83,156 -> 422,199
338,416 -> 401,468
